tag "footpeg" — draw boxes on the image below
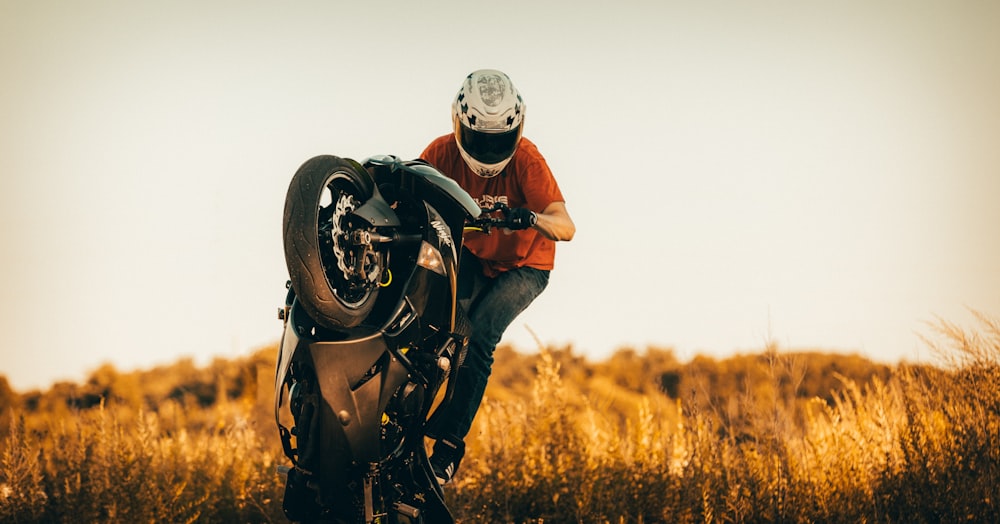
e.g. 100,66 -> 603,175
394,502 -> 420,518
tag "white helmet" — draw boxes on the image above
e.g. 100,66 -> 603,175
452,69 -> 525,178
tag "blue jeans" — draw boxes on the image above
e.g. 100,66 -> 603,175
433,248 -> 549,444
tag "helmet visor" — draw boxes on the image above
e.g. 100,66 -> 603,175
458,125 -> 521,165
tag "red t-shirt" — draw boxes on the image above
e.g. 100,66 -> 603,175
421,134 -> 565,277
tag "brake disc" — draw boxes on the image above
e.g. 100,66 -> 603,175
330,193 -> 357,280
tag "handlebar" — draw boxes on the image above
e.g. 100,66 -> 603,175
465,202 -> 514,233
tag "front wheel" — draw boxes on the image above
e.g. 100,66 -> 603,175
283,155 -> 381,329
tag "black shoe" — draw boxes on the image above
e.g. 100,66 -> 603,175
429,438 -> 465,485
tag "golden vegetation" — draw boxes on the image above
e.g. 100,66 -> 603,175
1,351 -> 283,523
2,312 -> 998,523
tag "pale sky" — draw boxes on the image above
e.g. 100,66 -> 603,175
2,1 -> 998,391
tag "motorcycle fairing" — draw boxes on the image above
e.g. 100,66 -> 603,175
364,155 -> 481,220
307,333 -> 410,467
276,298 -> 457,522
276,304 -> 411,469
397,162 -> 481,219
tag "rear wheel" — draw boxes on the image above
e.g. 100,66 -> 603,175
283,155 -> 381,329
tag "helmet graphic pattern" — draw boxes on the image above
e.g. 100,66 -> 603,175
454,71 -> 524,132
452,70 -> 525,177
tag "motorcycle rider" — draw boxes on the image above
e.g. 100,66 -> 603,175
420,69 -> 576,485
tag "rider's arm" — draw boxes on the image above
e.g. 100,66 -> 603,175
532,202 -> 576,242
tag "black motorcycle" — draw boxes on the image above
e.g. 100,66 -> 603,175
273,154 -> 509,523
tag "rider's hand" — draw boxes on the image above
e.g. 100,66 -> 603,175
505,207 -> 537,230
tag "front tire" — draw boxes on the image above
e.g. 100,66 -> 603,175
283,155 -> 380,329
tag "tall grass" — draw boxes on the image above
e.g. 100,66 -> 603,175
0,400 -> 284,523
2,312 -> 997,522
447,312 -> 1000,523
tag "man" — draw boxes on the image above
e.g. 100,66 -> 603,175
420,69 -> 576,485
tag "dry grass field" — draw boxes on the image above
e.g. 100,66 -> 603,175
1,311 -> 997,523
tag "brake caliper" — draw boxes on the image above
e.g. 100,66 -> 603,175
331,193 -> 382,287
